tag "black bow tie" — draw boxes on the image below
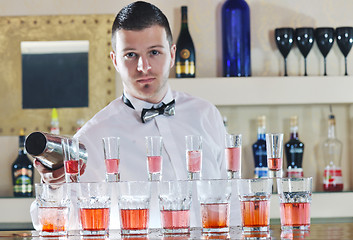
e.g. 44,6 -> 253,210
141,100 -> 175,123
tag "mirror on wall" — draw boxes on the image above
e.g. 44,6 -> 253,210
21,40 -> 89,109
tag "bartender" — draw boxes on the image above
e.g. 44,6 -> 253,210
32,1 -> 240,228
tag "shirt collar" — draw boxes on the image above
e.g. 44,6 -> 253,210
123,86 -> 173,112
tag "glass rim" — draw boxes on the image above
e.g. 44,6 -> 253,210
277,177 -> 313,182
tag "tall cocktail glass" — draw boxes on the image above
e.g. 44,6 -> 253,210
237,178 -> 273,232
158,180 -> 192,235
146,136 -> 163,181
266,133 -> 284,178
196,179 -> 231,235
35,183 -> 71,237
102,136 -> 120,182
225,133 -> 242,179
118,181 -> 151,235
77,182 -> 111,236
62,138 -> 81,183
185,135 -> 203,180
277,177 -> 312,231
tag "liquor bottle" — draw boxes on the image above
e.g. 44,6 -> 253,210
12,129 -> 34,197
284,116 -> 304,178
252,116 -> 268,177
50,108 -> 60,134
175,6 -> 195,78
222,0 -> 251,77
322,109 -> 343,192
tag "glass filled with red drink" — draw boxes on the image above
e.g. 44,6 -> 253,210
237,178 -> 273,232
196,179 -> 232,235
225,133 -> 242,179
77,182 -> 111,236
146,136 -> 163,181
35,183 -> 71,237
277,177 -> 312,231
185,135 -> 203,180
158,180 -> 192,235
118,181 -> 151,235
62,138 -> 81,183
102,136 -> 121,182
266,133 -> 284,178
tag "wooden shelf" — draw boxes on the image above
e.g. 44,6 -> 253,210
169,76 -> 353,106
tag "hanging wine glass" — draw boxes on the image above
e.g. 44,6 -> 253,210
295,27 -> 314,76
275,28 -> 294,76
315,27 -> 334,76
335,27 -> 353,76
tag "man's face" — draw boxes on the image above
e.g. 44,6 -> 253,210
111,25 -> 176,103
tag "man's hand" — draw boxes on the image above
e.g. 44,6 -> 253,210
34,159 -> 65,184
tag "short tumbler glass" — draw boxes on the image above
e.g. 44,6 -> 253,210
196,179 -> 232,234
237,178 -> 273,232
35,183 -> 71,237
118,181 -> 152,235
77,182 -> 111,236
277,177 -> 312,231
158,180 -> 192,235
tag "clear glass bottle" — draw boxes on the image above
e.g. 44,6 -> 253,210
322,112 -> 343,192
222,0 -> 251,77
12,129 -> 34,197
285,116 -> 304,178
175,6 -> 195,78
252,115 -> 268,177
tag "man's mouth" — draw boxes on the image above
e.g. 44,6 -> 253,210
137,77 -> 155,84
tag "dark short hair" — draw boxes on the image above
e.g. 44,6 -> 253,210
111,1 -> 173,51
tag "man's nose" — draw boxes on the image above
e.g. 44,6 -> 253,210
137,56 -> 151,73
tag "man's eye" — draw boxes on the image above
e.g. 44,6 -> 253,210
125,52 -> 136,58
150,50 -> 160,55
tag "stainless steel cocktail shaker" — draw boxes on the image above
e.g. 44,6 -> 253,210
25,132 -> 87,170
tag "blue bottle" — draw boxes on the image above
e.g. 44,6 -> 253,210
252,116 -> 268,178
222,0 -> 251,77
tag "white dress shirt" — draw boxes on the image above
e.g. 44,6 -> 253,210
31,86 -> 241,230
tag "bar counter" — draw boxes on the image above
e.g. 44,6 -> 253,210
1,222 -> 353,239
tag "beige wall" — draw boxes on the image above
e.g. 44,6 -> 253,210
1,0 -> 353,196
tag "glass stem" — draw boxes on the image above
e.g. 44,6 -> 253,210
284,57 -> 288,76
324,57 -> 327,76
304,57 -> 307,76
345,57 -> 348,76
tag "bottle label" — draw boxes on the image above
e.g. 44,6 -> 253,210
180,49 -> 190,59
14,168 -> 33,178
50,127 -> 60,135
289,148 -> 303,154
176,61 -> 195,75
323,167 -> 343,185
254,167 -> 268,178
286,168 -> 304,178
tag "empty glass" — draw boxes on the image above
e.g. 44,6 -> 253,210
158,180 -> 192,235
275,28 -> 294,76
295,27 -> 315,76
336,27 -> 353,76
315,27 -> 335,76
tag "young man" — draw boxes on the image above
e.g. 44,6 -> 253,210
33,1 -> 240,228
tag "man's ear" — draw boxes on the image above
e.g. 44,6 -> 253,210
110,51 -> 119,72
169,44 -> 176,69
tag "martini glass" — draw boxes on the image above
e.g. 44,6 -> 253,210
315,27 -> 335,76
336,27 -> 353,76
295,27 -> 315,76
275,28 -> 294,76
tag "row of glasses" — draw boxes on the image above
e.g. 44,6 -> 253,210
275,27 -> 353,76
35,178 -> 312,238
